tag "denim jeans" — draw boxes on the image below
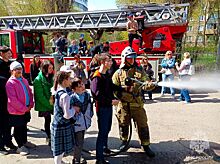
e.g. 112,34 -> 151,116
96,106 -> 113,160
179,75 -> 191,102
161,73 -> 175,95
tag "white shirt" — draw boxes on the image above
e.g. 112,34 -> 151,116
178,58 -> 191,75
57,86 -> 75,119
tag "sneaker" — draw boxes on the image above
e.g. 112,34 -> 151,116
0,147 -> 9,155
159,94 -> 164,97
177,98 -> 184,102
119,140 -> 128,151
103,147 -> 111,156
16,146 -> 29,156
184,101 -> 191,104
142,145 -> 155,158
24,141 -> 36,148
80,157 -> 87,164
73,157 -> 87,164
46,138 -> 51,146
95,160 -> 109,164
5,142 -> 17,150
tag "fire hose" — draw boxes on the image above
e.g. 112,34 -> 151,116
82,78 -> 158,157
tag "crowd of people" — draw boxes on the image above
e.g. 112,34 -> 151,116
0,13 -> 194,164
0,41 -> 194,164
49,32 -> 110,58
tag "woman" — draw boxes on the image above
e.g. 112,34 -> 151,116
30,54 -> 41,84
6,61 -> 35,156
160,50 -> 176,98
140,55 -> 154,100
70,54 -> 87,84
175,52 -> 192,103
33,60 -> 54,145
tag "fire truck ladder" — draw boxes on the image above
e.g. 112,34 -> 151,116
0,3 -> 189,40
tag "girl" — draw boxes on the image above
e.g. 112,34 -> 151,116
30,54 -> 41,84
51,71 -> 79,164
33,60 -> 54,145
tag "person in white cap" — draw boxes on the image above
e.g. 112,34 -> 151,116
6,61 -> 35,156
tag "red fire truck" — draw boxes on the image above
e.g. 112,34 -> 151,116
0,3 -> 189,81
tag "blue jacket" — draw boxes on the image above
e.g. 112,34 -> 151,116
161,57 -> 175,69
70,91 -> 93,132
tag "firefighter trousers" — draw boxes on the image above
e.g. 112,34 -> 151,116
116,102 -> 150,146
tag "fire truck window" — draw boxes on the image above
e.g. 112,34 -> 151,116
22,32 -> 42,54
0,34 -> 10,47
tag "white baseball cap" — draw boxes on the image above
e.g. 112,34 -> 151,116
59,65 -> 75,78
10,61 -> 22,71
60,65 -> 72,73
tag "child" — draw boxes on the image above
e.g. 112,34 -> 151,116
51,71 -> 79,164
70,77 -> 93,164
90,53 -> 120,163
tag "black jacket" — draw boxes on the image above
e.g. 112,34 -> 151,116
0,58 -> 12,79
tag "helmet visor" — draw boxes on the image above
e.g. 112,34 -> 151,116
126,53 -> 137,59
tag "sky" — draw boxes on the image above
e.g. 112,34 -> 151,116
88,0 -> 117,11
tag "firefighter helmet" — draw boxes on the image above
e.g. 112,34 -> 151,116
120,46 -> 137,68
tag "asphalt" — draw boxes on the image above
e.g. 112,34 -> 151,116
1,92 -> 220,164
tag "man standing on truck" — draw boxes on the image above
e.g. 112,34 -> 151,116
127,13 -> 143,50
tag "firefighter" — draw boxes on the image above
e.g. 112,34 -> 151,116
112,46 -> 156,158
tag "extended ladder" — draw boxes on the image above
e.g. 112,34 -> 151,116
0,3 -> 189,31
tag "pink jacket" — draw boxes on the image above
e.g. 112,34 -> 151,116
6,76 -> 34,115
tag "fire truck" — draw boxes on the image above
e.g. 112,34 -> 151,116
0,3 -> 189,81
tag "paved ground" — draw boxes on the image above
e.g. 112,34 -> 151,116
1,92 -> 220,164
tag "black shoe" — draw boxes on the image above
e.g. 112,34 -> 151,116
0,147 -> 9,155
6,142 -> 17,150
142,145 -> 155,158
96,160 -> 109,164
119,140 -> 128,151
103,147 -> 111,155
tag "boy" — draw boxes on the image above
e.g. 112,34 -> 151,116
70,77 -> 93,164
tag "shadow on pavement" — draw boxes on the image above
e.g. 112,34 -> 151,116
27,144 -> 53,159
83,138 -> 220,164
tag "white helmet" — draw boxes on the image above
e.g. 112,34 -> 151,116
120,46 -> 137,68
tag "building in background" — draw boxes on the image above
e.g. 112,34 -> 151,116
73,0 -> 88,11
185,12 -> 218,45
